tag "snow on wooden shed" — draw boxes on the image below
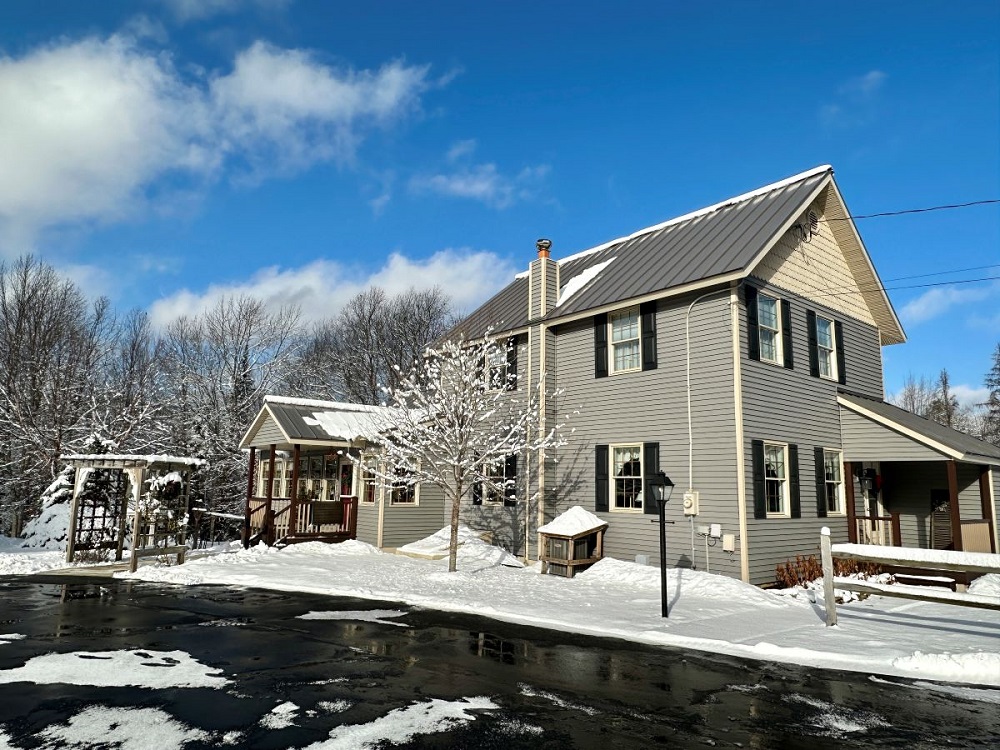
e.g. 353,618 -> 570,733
538,506 -> 608,578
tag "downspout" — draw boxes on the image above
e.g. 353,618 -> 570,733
730,282 -> 750,582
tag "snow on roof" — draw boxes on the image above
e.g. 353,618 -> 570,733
265,395 -> 390,414
556,164 -> 833,266
302,408 -> 397,442
556,258 -> 615,308
537,506 -> 608,537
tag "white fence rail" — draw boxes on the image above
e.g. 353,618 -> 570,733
819,527 -> 1000,626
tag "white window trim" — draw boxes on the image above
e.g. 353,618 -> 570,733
763,441 -> 790,518
822,448 -> 846,516
610,442 -> 644,513
815,315 -> 838,381
758,294 -> 783,366
609,307 -> 642,375
484,457 -> 515,505
484,346 -> 509,392
389,468 -> 420,506
359,454 -> 378,504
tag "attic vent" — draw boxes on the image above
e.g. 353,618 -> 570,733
808,211 -> 819,236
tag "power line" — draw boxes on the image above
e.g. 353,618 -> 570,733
821,198 -> 1000,222
882,263 -> 1000,283
806,274 -> 1000,301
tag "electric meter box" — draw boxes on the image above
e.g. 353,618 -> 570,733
682,491 -> 699,516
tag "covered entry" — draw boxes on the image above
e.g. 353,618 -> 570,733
838,393 -> 1000,553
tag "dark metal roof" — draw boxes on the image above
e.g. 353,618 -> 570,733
553,171 -> 829,317
266,401 -> 332,442
446,167 -> 832,340
839,391 -> 1000,463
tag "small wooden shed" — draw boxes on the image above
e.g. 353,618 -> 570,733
538,506 -> 608,578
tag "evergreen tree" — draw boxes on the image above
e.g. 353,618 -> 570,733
984,342 -> 1000,446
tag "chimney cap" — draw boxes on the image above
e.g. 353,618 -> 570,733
536,238 -> 552,258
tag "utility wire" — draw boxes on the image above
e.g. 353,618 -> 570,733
820,198 -> 1000,221
805,274 -> 1000,301
882,263 -> 1000,283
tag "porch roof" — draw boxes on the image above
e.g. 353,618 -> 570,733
838,391 -> 1000,465
239,396 -> 398,450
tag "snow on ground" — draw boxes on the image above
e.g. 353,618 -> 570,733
298,609 -> 410,627
0,546 -> 70,576
396,524 -> 523,568
0,635 -> 24,647
259,701 -> 299,730
0,649 -> 228,689
113,538 -> 1000,687
35,706 -> 208,750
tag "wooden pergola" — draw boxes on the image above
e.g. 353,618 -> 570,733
61,454 -> 206,572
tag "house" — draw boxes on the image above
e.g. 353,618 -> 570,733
449,165 -> 1000,585
238,396 -> 446,549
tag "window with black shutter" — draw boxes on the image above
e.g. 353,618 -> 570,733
594,315 -> 608,378
835,321 -> 846,385
640,301 -> 657,371
642,442 -> 660,515
503,454 -> 518,506
595,444 -> 609,511
814,446 -> 827,518
781,299 -> 793,369
745,285 -> 760,361
789,444 -> 800,518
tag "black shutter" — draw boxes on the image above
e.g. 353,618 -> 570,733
595,444 -> 609,512
745,285 -> 760,361
477,353 -> 487,388
472,481 -> 482,506
752,439 -> 765,519
640,301 -> 657,371
835,321 -> 847,385
594,314 -> 608,378
506,337 -> 518,391
503,454 -> 518,506
781,299 -> 793,370
789,444 -> 801,518
806,310 -> 819,377
814,446 -> 827,518
642,442 -> 660,515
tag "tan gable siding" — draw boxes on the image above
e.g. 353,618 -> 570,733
753,199 -> 876,327
249,413 -> 286,447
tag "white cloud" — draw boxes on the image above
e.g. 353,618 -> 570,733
819,70 -> 887,128
951,384 -> 989,409
158,0 -> 290,23
446,139 -> 477,162
900,282 -> 999,325
0,34 -> 433,247
410,163 -> 550,209
147,248 -> 517,328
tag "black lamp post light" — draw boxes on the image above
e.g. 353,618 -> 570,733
646,471 -> 675,618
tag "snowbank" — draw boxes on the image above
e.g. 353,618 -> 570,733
396,525 -> 523,568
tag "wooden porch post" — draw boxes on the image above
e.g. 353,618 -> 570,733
890,512 -> 902,547
980,466 -> 997,553
265,444 -> 276,546
242,446 -> 256,548
288,444 -> 301,541
844,461 -> 857,543
947,459 -> 963,552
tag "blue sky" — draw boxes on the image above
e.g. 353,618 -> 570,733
0,1 -> 997,403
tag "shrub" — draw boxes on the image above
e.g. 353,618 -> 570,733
774,554 -> 884,588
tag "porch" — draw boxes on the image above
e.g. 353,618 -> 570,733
838,392 -> 1000,556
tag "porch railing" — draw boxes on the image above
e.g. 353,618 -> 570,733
855,514 -> 896,546
246,496 -> 357,546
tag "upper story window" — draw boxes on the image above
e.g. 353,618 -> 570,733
609,308 -> 641,373
815,315 -> 836,380
485,455 -> 517,504
486,347 -> 508,390
612,444 -> 643,511
757,294 -> 782,365
764,442 -> 788,517
822,449 -> 844,516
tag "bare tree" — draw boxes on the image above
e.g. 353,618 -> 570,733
927,369 -> 959,429
891,373 -> 936,416
363,335 -> 565,572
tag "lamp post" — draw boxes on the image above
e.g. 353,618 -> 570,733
646,471 -> 675,618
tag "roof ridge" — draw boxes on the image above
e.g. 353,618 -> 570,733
265,395 -> 388,412
556,165 -> 833,266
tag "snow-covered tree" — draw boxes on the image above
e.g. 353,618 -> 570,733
363,335 -> 566,572
984,342 -> 1000,446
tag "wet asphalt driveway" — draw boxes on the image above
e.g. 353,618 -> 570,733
0,576 -> 998,749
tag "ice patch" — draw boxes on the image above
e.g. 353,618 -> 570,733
300,697 -> 497,749
0,634 -> 25,646
726,683 -> 769,693
298,609 -> 410,627
519,683 -> 600,715
36,706 -> 208,750
785,694 -> 890,736
0,649 -> 228,688
868,676 -> 1000,704
259,701 -> 299,729
318,699 -> 352,713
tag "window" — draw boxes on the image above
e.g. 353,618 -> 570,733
815,315 -> 836,379
390,468 -> 417,505
764,442 -> 788,516
823,450 -> 844,515
485,346 -> 508,390
612,444 -> 643,511
609,309 -> 641,373
484,458 -> 515,504
757,294 -> 782,364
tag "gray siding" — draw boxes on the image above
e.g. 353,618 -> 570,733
355,500 -> 379,546
381,482 -> 446,549
740,280 -> 878,584
884,461 -> 985,548
551,291 -> 742,579
252,416 -> 285,447
840,408 -> 947,462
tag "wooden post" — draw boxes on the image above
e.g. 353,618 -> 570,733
820,526 -> 837,626
128,468 -> 145,574
265,444 -> 276,546
979,466 -> 996,553
288,444 -> 301,541
844,462 -> 857,544
242,446 -> 256,548
115,472 -> 129,561
65,467 -> 85,564
890,512 -> 902,547
947,460 -> 963,552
